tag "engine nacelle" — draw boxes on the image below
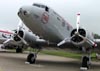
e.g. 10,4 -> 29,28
14,30 -> 24,41
13,29 -> 37,44
70,28 -> 86,45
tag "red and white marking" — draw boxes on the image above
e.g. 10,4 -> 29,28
0,30 -> 13,34
41,12 -> 49,24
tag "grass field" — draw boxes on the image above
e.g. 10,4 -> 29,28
40,50 -> 82,59
26,48 -> 98,61
40,49 -> 97,60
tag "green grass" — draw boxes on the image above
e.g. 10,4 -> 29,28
40,50 -> 81,59
39,49 -> 98,61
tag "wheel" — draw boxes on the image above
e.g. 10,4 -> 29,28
81,56 -> 89,69
16,47 -> 23,53
27,53 -> 36,64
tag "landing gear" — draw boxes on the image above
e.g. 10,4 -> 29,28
16,47 -> 23,53
27,53 -> 37,64
26,47 -> 41,64
80,47 -> 91,70
80,56 -> 90,70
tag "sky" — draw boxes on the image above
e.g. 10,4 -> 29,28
0,0 -> 100,34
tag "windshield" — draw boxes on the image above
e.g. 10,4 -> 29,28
33,3 -> 46,8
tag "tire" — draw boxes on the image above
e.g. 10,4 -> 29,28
27,53 -> 36,64
82,56 -> 89,69
16,47 -> 23,53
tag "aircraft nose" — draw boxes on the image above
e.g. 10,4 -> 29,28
18,8 -> 22,15
18,7 -> 30,16
18,6 -> 43,21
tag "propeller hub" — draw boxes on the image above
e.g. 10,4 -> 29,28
70,28 -> 86,44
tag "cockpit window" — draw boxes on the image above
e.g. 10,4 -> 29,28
33,3 -> 46,8
41,5 -> 46,8
45,6 -> 49,12
33,3 -> 49,12
33,4 -> 41,7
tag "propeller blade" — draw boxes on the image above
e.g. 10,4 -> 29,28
57,35 -> 75,46
76,12 -> 80,33
78,34 -> 86,40
3,39 -> 12,44
57,39 -> 66,46
79,34 -> 97,47
17,35 -> 28,45
17,20 -> 23,34
86,38 -> 97,47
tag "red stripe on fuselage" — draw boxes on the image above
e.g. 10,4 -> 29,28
0,30 -> 13,34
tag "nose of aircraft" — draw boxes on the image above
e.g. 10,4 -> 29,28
18,5 -> 45,24
18,5 -> 43,19
18,7 -> 30,16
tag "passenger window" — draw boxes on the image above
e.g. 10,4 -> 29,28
62,20 -> 65,27
57,17 -> 60,21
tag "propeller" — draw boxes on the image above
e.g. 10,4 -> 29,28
57,12 -> 81,46
76,12 -> 80,33
14,20 -> 28,45
57,12 -> 97,47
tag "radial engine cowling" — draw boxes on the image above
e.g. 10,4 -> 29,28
70,28 -> 86,45
14,30 -> 24,41
14,30 -> 37,43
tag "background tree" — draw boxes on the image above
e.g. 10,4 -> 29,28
94,33 -> 100,39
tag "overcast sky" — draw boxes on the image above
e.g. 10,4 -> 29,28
0,0 -> 100,34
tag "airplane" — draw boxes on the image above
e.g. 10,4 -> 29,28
14,3 -> 100,70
